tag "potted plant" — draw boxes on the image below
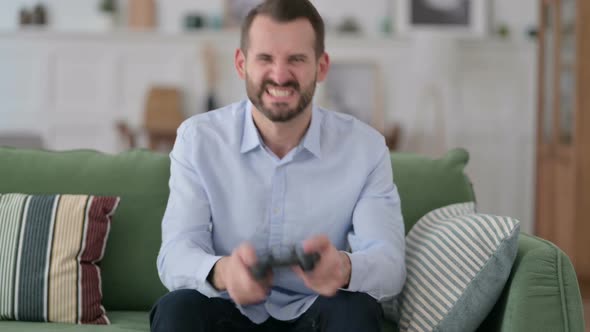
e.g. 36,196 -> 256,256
96,0 -> 117,30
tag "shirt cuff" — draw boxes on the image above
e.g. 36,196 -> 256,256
196,254 -> 224,298
339,251 -> 366,292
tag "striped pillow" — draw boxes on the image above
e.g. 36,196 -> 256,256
0,193 -> 119,325
395,202 -> 520,332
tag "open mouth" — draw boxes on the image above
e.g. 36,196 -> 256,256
266,87 -> 296,100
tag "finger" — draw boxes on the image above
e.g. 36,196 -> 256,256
252,282 -> 269,297
292,266 -> 317,291
251,278 -> 272,300
260,269 -> 274,289
292,265 -> 308,281
303,234 -> 331,253
236,242 -> 258,267
240,286 -> 268,305
265,269 -> 273,283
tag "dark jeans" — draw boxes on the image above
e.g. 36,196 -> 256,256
150,289 -> 383,332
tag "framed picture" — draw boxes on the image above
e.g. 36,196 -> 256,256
319,62 -> 385,133
223,0 -> 263,28
396,0 -> 488,36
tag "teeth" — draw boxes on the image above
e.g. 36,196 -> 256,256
268,88 -> 292,97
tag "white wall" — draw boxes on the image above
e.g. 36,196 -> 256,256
0,31 -> 537,234
0,1 -> 539,231
0,0 -> 538,39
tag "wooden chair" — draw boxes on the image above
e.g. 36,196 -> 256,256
116,86 -> 184,152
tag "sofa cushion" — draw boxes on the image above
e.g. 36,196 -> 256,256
393,202 -> 520,332
390,148 -> 476,234
0,148 -> 170,311
0,194 -> 119,324
0,311 -> 401,332
0,311 -> 149,332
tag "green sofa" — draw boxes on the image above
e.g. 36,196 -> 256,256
0,147 -> 585,331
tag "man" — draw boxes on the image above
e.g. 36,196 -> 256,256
150,0 -> 406,331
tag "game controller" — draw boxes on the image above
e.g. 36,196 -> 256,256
250,246 -> 320,280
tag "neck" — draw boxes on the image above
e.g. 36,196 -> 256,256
251,106 -> 312,159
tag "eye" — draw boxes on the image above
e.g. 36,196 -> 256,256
290,56 -> 306,63
256,55 -> 272,63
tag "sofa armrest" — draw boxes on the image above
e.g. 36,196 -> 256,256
477,233 -> 585,332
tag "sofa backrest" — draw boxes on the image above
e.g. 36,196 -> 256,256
391,148 -> 476,233
0,147 -> 170,311
0,147 -> 475,311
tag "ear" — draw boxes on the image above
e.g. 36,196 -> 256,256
316,52 -> 330,83
235,48 -> 246,80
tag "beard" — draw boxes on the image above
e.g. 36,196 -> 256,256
246,74 -> 316,123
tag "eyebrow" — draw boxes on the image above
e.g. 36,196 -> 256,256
288,54 -> 309,61
254,53 -> 309,60
255,53 -> 273,60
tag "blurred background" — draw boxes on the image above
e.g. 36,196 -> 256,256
0,0 -> 588,311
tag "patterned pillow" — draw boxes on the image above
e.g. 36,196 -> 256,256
391,202 -> 520,332
0,193 -> 119,324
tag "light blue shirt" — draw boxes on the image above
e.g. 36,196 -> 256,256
157,100 -> 406,324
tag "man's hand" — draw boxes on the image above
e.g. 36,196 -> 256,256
293,235 -> 351,296
211,243 -> 272,305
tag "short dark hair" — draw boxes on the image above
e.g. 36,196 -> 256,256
240,0 -> 325,58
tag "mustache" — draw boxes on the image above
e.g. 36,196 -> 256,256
262,80 -> 300,91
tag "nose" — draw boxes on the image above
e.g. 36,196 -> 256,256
268,61 -> 293,85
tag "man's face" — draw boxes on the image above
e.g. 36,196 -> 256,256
235,16 -> 329,123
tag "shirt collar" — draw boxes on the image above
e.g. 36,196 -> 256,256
240,99 -> 322,158
301,105 -> 322,158
240,100 -> 262,154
